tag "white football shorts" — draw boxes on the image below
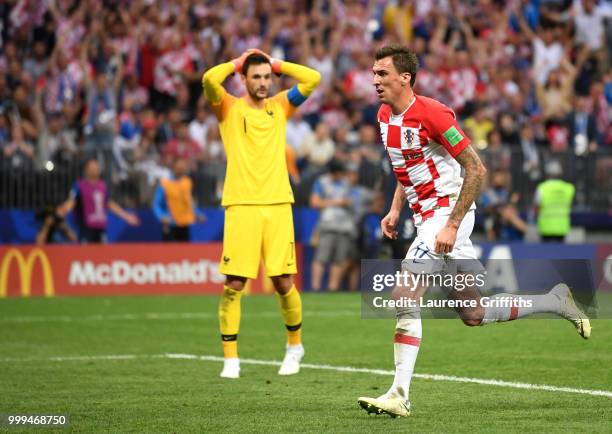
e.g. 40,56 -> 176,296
402,210 -> 484,274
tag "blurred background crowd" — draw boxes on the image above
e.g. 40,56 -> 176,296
0,0 -> 611,244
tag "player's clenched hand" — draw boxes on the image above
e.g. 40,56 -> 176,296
434,224 -> 458,254
381,211 -> 399,240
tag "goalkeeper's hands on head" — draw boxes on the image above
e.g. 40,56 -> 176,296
230,51 -> 251,73
244,48 -> 283,75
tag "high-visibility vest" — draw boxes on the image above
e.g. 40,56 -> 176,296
536,179 -> 575,236
160,176 -> 195,226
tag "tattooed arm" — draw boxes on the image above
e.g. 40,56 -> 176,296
434,145 -> 487,254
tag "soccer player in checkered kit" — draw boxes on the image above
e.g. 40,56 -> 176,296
357,45 -> 591,418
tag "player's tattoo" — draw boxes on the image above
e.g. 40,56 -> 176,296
448,145 -> 486,227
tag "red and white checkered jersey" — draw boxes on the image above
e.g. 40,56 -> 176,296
378,95 -> 473,225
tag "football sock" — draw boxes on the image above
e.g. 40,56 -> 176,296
480,293 -> 561,325
219,285 -> 243,359
277,285 -> 302,346
388,309 -> 421,401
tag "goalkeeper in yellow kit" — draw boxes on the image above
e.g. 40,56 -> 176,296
203,49 -> 321,378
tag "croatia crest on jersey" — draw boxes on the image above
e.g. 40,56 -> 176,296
403,127 -> 421,149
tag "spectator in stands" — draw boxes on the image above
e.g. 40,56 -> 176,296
571,0 -> 610,80
310,160 -> 355,291
480,169 -> 527,241
133,116 -> 166,205
153,31 -> 196,113
354,124 -> 382,189
162,122 -> 201,166
299,121 -> 335,178
37,111 -> 77,169
534,160 -> 575,243
286,109 -> 312,153
188,103 -> 210,153
1,115 -> 35,170
12,83 -> 39,141
57,158 -> 139,243
498,113 -> 521,146
519,123 -> 542,182
568,95 -> 600,155
121,71 -> 149,112
464,104 -> 495,149
345,162 -> 375,291
517,12 -> 564,86
332,124 -> 358,164
0,111 -> 8,149
23,40 -> 48,83
152,157 -> 204,242
591,77 -> 612,146
484,129 -> 511,171
535,60 -> 577,125
82,60 -> 123,181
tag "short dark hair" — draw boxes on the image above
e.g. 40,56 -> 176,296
242,54 -> 271,75
375,45 -> 419,87
327,159 -> 345,174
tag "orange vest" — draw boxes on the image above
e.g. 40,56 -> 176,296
160,176 -> 195,226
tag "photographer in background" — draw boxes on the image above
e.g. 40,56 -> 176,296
35,203 -> 77,245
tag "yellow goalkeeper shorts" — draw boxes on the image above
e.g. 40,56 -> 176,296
220,203 -> 297,279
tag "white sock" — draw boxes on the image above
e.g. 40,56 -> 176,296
481,293 -> 561,324
387,315 -> 421,401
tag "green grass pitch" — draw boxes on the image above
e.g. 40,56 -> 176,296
1,293 -> 611,433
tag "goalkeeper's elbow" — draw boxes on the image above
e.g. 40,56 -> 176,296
201,69 -> 214,89
308,70 -> 322,93
298,70 -> 322,97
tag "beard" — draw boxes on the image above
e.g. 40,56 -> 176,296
247,86 -> 269,101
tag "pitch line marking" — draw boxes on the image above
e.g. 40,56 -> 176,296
0,310 -> 356,323
0,353 -> 610,399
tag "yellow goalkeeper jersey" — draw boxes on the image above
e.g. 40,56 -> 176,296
214,91 -> 294,206
203,61 -> 320,207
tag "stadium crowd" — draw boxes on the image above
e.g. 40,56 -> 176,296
0,0 -> 611,236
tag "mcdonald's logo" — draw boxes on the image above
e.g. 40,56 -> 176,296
0,248 -> 55,297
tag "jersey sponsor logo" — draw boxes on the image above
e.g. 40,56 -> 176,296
443,126 -> 463,146
266,109 -> 274,117
0,248 -> 55,297
223,256 -> 230,264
